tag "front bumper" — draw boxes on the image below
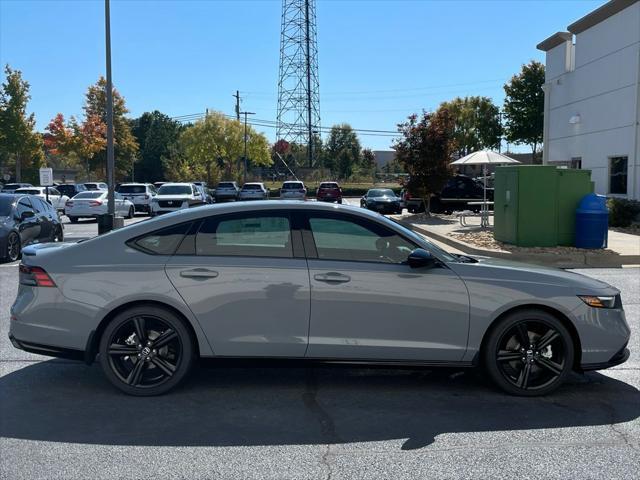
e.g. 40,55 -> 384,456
368,203 -> 400,213
581,346 -> 630,371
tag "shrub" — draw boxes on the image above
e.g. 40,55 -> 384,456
607,198 -> 640,227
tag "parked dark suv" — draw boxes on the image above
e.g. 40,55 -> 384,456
403,175 -> 492,213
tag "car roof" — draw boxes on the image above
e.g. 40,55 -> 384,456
119,182 -> 148,186
283,180 -> 303,184
243,182 -> 264,186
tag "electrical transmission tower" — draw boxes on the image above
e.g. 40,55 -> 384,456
276,0 -> 320,168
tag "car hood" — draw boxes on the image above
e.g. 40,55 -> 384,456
450,255 -> 616,292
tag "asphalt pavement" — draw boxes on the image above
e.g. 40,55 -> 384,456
0,206 -> 639,479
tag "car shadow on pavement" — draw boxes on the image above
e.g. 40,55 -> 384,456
1,360 -> 638,450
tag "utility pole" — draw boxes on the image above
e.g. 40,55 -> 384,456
240,111 -> 255,183
104,0 -> 116,222
233,90 -> 241,121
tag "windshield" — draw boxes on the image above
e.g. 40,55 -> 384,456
158,185 -> 192,195
217,182 -> 235,188
117,185 -> 146,194
0,197 -> 14,216
74,192 -> 104,199
242,184 -> 262,190
15,189 -> 40,195
368,189 -> 395,197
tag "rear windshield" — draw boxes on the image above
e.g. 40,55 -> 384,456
242,184 -> 262,190
217,182 -> 235,188
0,197 -> 14,216
158,185 -> 192,195
74,192 -> 104,199
282,182 -> 304,189
3,184 -> 24,190
319,183 -> 339,189
16,189 -> 40,195
118,185 -> 147,194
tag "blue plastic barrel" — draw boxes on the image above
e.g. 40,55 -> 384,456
575,193 -> 608,249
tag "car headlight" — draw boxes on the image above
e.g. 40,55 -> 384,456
578,295 -> 617,309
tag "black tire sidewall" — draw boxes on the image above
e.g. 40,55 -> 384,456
98,305 -> 195,396
483,309 -> 574,396
6,232 -> 21,262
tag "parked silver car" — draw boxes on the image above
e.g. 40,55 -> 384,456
280,181 -> 307,200
9,202 -> 630,396
239,182 -> 269,200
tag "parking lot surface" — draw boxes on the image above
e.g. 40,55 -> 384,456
1,209 -> 639,479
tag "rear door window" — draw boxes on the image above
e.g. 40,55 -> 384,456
128,222 -> 193,255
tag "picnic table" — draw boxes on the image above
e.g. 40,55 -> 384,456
458,201 -> 494,227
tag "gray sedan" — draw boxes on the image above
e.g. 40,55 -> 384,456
9,201 -> 630,396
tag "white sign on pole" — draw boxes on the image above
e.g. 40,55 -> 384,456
39,167 -> 54,186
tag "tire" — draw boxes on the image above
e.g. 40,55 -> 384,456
69,216 -> 78,224
99,305 -> 195,396
483,309 -> 574,396
53,225 -> 64,242
338,199 -> 342,204
4,232 -> 21,262
127,207 -> 134,219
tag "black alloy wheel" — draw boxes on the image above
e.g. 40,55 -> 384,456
484,309 -> 574,396
99,306 -> 194,395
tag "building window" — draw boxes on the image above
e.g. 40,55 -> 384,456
609,156 -> 628,195
570,157 -> 582,169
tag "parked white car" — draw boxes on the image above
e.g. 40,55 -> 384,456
150,183 -> 204,215
279,180 -> 307,200
65,191 -> 135,223
14,186 -> 70,213
239,182 -> 269,200
116,183 -> 157,215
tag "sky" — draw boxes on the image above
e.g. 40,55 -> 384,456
0,0 -> 603,151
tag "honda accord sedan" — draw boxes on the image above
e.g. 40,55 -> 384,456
9,202 -> 630,396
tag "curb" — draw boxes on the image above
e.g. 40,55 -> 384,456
401,221 -> 640,269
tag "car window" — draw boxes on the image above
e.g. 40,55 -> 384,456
158,185 -> 192,195
74,192 -> 104,199
0,197 -> 14,216
217,182 -> 235,188
118,185 -> 146,194
129,222 -> 192,255
30,197 -> 46,213
16,197 -> 33,217
196,214 -> 292,258
16,189 -> 40,195
308,216 -> 415,264
49,188 -> 61,196
283,182 -> 304,189
242,184 -> 262,191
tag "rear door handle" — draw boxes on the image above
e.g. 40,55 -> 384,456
180,268 -> 219,279
314,272 -> 351,283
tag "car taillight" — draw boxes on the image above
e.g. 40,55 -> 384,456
19,264 -> 56,287
89,200 -> 103,206
66,200 -> 74,207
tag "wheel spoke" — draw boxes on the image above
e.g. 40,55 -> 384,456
126,358 -> 147,386
516,363 -> 532,389
536,329 -> 560,350
108,344 -> 138,356
536,357 -> 563,376
497,350 -> 522,362
515,322 -> 530,348
152,329 -> 177,349
132,317 -> 146,344
151,356 -> 176,377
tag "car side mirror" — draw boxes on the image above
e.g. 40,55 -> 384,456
407,248 -> 436,269
20,210 -> 35,220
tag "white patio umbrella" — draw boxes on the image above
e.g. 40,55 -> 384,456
450,150 -> 521,225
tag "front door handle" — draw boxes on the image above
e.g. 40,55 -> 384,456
314,272 -> 351,283
180,268 -> 219,279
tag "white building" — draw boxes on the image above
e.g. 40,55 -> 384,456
537,0 -> 640,200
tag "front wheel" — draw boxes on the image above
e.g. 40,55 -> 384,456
483,309 -> 574,396
69,216 -> 78,224
127,206 -> 134,219
53,225 -> 64,242
4,232 -> 21,262
99,305 -> 195,396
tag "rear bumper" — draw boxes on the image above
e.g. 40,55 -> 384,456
9,334 -> 86,362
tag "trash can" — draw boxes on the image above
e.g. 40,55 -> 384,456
575,193 -> 608,249
97,214 -> 114,235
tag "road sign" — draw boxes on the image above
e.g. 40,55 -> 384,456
39,167 -> 54,186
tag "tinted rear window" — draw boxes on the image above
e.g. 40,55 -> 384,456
319,183 -> 339,189
242,184 -> 262,190
158,185 -> 192,195
217,182 -> 235,188
74,192 -> 104,199
16,189 -> 40,195
117,185 -> 147,194
129,222 -> 192,255
282,182 -> 304,189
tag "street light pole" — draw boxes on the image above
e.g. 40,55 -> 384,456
240,111 -> 255,183
104,0 -> 115,218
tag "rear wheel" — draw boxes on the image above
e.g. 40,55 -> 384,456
5,232 -> 21,262
483,309 -> 574,396
127,206 -> 134,219
53,225 -> 64,242
69,216 -> 78,224
98,305 -> 195,396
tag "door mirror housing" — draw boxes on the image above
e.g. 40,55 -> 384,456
407,248 -> 436,269
20,210 -> 35,221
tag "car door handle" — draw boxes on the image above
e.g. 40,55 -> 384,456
179,268 -> 219,279
314,272 -> 351,283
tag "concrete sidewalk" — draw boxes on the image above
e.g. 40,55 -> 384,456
398,213 -> 640,268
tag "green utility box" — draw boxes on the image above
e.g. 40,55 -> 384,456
494,166 -> 593,247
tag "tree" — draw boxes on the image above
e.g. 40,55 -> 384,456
83,77 -> 138,180
175,111 -> 271,183
393,109 -> 455,214
131,111 -> 183,182
0,65 -> 44,182
325,124 -> 362,179
70,115 -> 107,181
439,96 -> 502,156
503,61 -> 545,159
